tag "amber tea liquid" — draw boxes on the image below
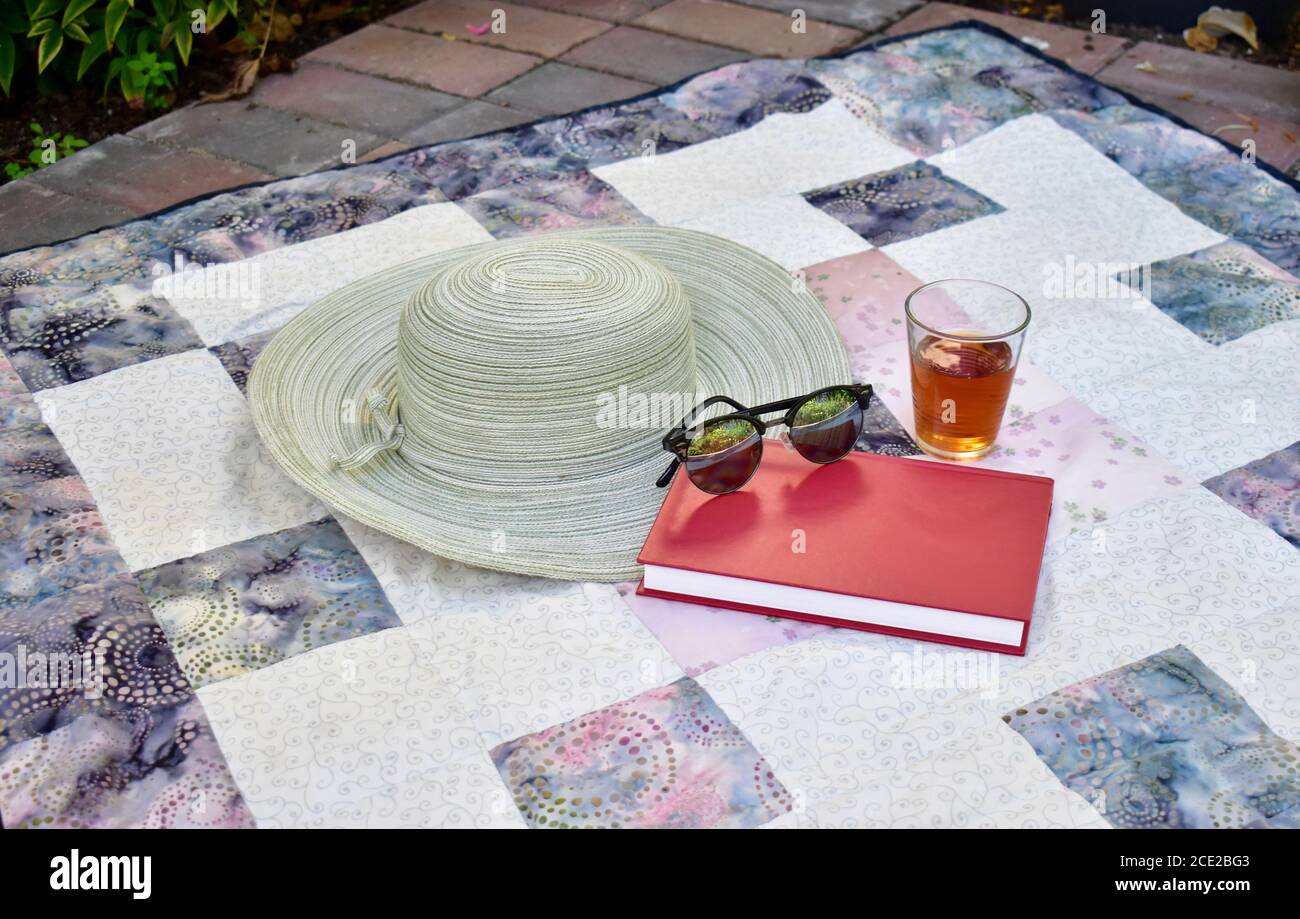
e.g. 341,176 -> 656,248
910,334 -> 1015,460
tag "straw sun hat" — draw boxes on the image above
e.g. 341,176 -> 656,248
249,226 -> 850,582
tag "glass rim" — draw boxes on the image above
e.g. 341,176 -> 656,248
904,278 -> 1031,343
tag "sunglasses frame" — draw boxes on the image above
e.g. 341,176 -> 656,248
656,383 -> 874,491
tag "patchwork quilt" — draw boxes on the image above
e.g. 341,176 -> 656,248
2,21 -> 1299,829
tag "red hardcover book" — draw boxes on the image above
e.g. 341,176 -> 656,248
636,448 -> 1053,655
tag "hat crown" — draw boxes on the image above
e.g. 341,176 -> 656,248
395,237 -> 697,482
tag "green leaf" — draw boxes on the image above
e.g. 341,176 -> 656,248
120,65 -> 145,102
0,33 -> 13,96
31,0 -> 62,21
0,33 -> 14,96
77,28 -> 107,79
206,0 -> 227,29
64,21 -> 91,43
62,0 -> 98,27
105,0 -> 129,47
36,27 -> 62,73
27,18 -> 57,38
174,23 -> 191,64
160,20 -> 174,49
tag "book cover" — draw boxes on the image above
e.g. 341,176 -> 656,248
636,447 -> 1054,655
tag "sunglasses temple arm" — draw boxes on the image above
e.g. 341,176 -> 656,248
655,459 -> 680,488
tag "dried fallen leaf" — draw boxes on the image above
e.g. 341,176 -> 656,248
199,58 -> 261,104
1285,131 -> 1297,144
1183,25 -> 1218,52
221,33 -> 258,54
1135,60 -> 1158,73
1197,6 -> 1259,51
248,9 -> 297,44
309,3 -> 352,23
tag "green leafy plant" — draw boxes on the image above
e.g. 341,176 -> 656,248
3,121 -> 89,179
28,120 -> 90,161
111,45 -> 177,106
0,0 -> 271,105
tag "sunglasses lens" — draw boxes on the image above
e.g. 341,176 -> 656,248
684,418 -> 762,495
789,387 -> 863,463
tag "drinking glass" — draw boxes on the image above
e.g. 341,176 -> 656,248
905,279 -> 1030,461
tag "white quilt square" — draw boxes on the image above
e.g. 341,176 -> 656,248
593,99 -> 915,225
314,751 -> 527,829
1022,295 -> 1208,401
1188,603 -> 1300,746
1072,319 -> 1300,481
1022,487 -> 1300,695
114,202 -> 494,347
925,114 -> 1225,269
34,349 -> 325,570
405,580 -> 683,749
695,632 -> 1034,827
676,196 -> 871,270
198,627 -> 484,828
780,720 -> 1107,829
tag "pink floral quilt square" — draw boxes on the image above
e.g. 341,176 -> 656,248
490,677 -> 791,829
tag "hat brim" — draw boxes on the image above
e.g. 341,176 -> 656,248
248,226 -> 850,582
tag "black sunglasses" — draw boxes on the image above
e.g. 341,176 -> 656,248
657,384 -> 873,495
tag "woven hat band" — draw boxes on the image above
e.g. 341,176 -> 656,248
382,237 -> 696,483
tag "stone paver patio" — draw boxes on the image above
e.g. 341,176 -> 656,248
2,0 -> 1297,254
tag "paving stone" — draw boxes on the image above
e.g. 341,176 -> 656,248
26,134 -> 271,215
484,62 -> 654,116
513,0 -> 670,22
741,0 -> 920,32
131,102 -> 386,177
632,0 -> 861,58
253,62 -> 463,136
1098,41 -> 1300,124
1137,93 -> 1300,173
388,0 -> 612,58
561,25 -> 748,84
399,100 -> 537,146
305,24 -> 540,97
885,1 -> 1127,74
0,180 -> 133,255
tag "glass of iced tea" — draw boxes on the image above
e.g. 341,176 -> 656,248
905,279 -> 1030,461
